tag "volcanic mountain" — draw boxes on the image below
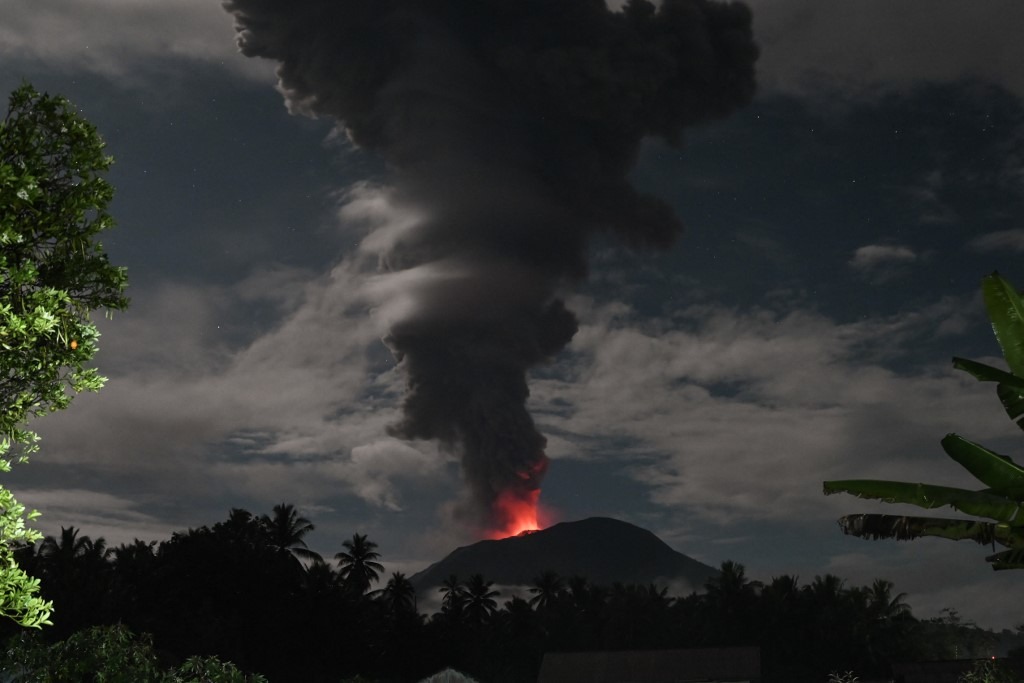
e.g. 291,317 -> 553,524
410,517 -> 718,593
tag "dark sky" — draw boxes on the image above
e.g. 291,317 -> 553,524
3,0 -> 1024,629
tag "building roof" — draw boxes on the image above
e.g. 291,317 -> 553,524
538,646 -> 761,683
418,667 -> 481,683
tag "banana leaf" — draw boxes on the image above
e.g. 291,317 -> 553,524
996,382 -> 1024,431
952,357 -> 1024,431
985,548 -> 1024,570
952,357 -> 1024,391
982,272 -> 1024,377
940,434 -> 1024,497
837,513 -> 1021,548
823,479 -> 1024,522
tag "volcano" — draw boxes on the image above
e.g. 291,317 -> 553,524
410,517 -> 718,593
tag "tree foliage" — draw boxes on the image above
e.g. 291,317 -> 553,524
825,272 -> 1024,569
1,505 -> 1013,683
0,82 -> 129,627
1,624 -> 268,682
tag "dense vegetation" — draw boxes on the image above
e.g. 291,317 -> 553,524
1,82 -> 129,628
0,505 -> 1018,683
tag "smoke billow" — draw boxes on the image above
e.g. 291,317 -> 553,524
223,0 -> 758,534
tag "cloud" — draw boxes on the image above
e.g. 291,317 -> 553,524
848,244 -> 920,283
0,0 -> 273,82
823,543 -> 1024,631
968,229 -> 1024,253
15,488 -> 177,547
751,0 -> 1024,100
24,253 -> 443,521
531,294 -> 1002,526
5,0 -> 1022,106
849,244 -> 918,270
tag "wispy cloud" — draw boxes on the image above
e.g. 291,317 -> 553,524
968,229 -> 1024,253
848,244 -> 920,283
532,294 -> 998,525
0,0 -> 272,82
27,253 -> 444,521
849,244 -> 918,270
753,0 -> 1024,99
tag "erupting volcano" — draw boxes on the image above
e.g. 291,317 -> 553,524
489,489 -> 543,539
224,0 -> 757,533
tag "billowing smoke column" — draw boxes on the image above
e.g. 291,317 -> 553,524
224,0 -> 758,536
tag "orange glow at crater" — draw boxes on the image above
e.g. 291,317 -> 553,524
488,489 -> 543,539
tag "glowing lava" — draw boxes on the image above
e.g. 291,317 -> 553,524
488,488 -> 543,539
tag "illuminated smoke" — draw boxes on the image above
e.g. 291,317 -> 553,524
223,0 -> 758,534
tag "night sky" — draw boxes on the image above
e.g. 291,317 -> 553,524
3,0 -> 1024,629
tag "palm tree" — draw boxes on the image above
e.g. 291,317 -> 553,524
702,560 -> 759,645
39,526 -> 90,566
260,503 -> 322,564
439,574 -> 466,616
38,527 -> 113,636
865,578 -> 911,621
463,573 -> 499,626
528,570 -> 564,611
378,572 -> 417,616
335,533 -> 384,595
806,573 -> 846,608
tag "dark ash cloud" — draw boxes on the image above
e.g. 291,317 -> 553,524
223,0 -> 758,533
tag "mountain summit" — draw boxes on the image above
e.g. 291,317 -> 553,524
410,517 -> 718,592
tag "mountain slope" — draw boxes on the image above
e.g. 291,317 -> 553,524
410,517 -> 718,592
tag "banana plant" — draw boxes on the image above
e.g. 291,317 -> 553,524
824,272 -> 1024,570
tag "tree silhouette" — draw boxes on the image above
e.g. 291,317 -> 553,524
378,572 -> 417,617
438,574 -> 466,618
39,527 -> 90,566
3,508 -> 965,683
528,570 -> 564,612
335,533 -> 383,596
865,578 -> 911,621
260,503 -> 322,565
702,560 -> 758,644
463,574 -> 499,626
37,527 -> 113,638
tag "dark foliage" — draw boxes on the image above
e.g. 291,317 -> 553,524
0,507 -> 1011,682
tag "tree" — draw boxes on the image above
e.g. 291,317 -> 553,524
463,574 -> 499,626
0,82 -> 129,627
527,570 -> 564,612
377,571 -> 417,618
438,574 -> 466,617
335,533 -> 384,595
259,503 -> 322,565
825,273 -> 1024,569
865,578 -> 911,622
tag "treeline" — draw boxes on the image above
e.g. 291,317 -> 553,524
0,505 -> 1017,682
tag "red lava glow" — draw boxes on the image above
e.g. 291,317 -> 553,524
488,489 -> 543,539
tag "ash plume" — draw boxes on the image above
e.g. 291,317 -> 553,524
223,0 -> 758,532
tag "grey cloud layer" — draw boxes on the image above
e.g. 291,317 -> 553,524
0,0 -> 272,81
532,295 -> 1005,523
752,0 -> 1024,98
5,0 -> 1020,107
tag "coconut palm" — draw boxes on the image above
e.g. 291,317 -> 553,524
335,533 -> 384,595
865,578 -> 911,621
439,574 -> 466,616
260,503 -> 322,564
463,573 -> 499,625
528,570 -> 564,611
38,527 -> 113,636
378,571 -> 417,617
39,526 -> 91,565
